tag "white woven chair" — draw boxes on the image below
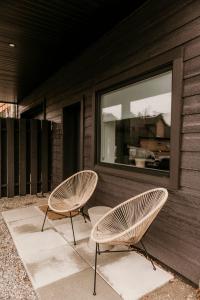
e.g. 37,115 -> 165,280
41,170 -> 98,245
91,188 -> 168,295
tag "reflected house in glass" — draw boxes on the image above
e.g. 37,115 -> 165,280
127,114 -> 170,169
100,71 -> 172,172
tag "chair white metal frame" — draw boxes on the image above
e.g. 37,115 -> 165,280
91,187 -> 168,295
41,170 -> 98,245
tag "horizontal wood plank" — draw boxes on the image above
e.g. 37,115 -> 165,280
182,133 -> 200,151
183,95 -> 200,114
184,74 -> 200,97
182,114 -> 200,133
181,151 -> 200,171
180,169 -> 200,190
184,35 -> 200,61
184,55 -> 200,78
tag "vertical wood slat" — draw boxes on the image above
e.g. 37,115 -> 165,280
0,119 -> 1,198
19,119 -> 27,195
41,120 -> 49,193
170,50 -> 184,189
30,120 -> 38,194
80,96 -> 85,170
7,119 -> 15,197
0,118 -> 51,198
91,88 -> 96,168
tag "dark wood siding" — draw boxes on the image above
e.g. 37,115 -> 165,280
19,119 -> 27,195
7,119 -> 15,197
19,0 -> 200,285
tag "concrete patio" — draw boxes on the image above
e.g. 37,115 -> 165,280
0,195 -> 197,300
2,198 -> 175,300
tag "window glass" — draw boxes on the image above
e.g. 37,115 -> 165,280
100,71 -> 172,171
0,103 -> 17,118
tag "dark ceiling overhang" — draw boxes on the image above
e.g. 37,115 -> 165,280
0,0 -> 147,103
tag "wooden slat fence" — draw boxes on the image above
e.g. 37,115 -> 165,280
0,118 -> 52,197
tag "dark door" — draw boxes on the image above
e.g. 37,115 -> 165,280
63,102 -> 81,179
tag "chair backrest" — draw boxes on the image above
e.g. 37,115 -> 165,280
91,188 -> 168,244
48,170 -> 98,212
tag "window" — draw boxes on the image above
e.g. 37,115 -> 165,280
0,103 -> 18,118
99,71 -> 172,173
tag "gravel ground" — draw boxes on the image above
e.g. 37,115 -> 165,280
0,195 -> 198,300
141,277 -> 197,300
0,195 -> 41,300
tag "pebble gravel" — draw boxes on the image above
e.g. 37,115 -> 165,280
0,216 -> 38,300
0,195 -> 44,300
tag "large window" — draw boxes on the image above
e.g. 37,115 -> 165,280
99,71 -> 172,172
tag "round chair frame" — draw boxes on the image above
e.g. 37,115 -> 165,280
91,188 -> 168,295
41,170 -> 98,245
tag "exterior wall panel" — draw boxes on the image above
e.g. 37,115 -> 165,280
19,0 -> 200,284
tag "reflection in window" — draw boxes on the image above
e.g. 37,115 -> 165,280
100,71 -> 172,171
0,103 -> 18,118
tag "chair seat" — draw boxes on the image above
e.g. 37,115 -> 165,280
50,197 -> 81,212
48,170 -> 98,213
92,227 -> 139,245
41,170 -> 98,246
91,188 -> 168,246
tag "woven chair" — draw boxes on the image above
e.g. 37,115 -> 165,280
41,170 -> 98,245
91,188 -> 168,295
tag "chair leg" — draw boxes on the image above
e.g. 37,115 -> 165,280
70,212 -> 76,246
93,243 -> 98,296
41,206 -> 49,232
81,207 -> 87,223
140,240 -> 156,271
97,243 -> 100,255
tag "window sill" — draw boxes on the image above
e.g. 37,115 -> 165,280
94,163 -> 170,188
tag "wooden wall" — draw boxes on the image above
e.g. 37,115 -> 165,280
19,0 -> 200,284
0,118 -> 51,197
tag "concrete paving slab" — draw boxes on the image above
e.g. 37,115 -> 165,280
73,239 -> 127,267
5,212 -> 90,289
74,239 -> 173,300
51,214 -> 87,226
2,206 -> 42,222
26,245 -> 90,289
14,229 -> 67,259
37,268 -> 121,300
53,216 -> 92,244
7,215 -> 52,238
98,252 -> 173,300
